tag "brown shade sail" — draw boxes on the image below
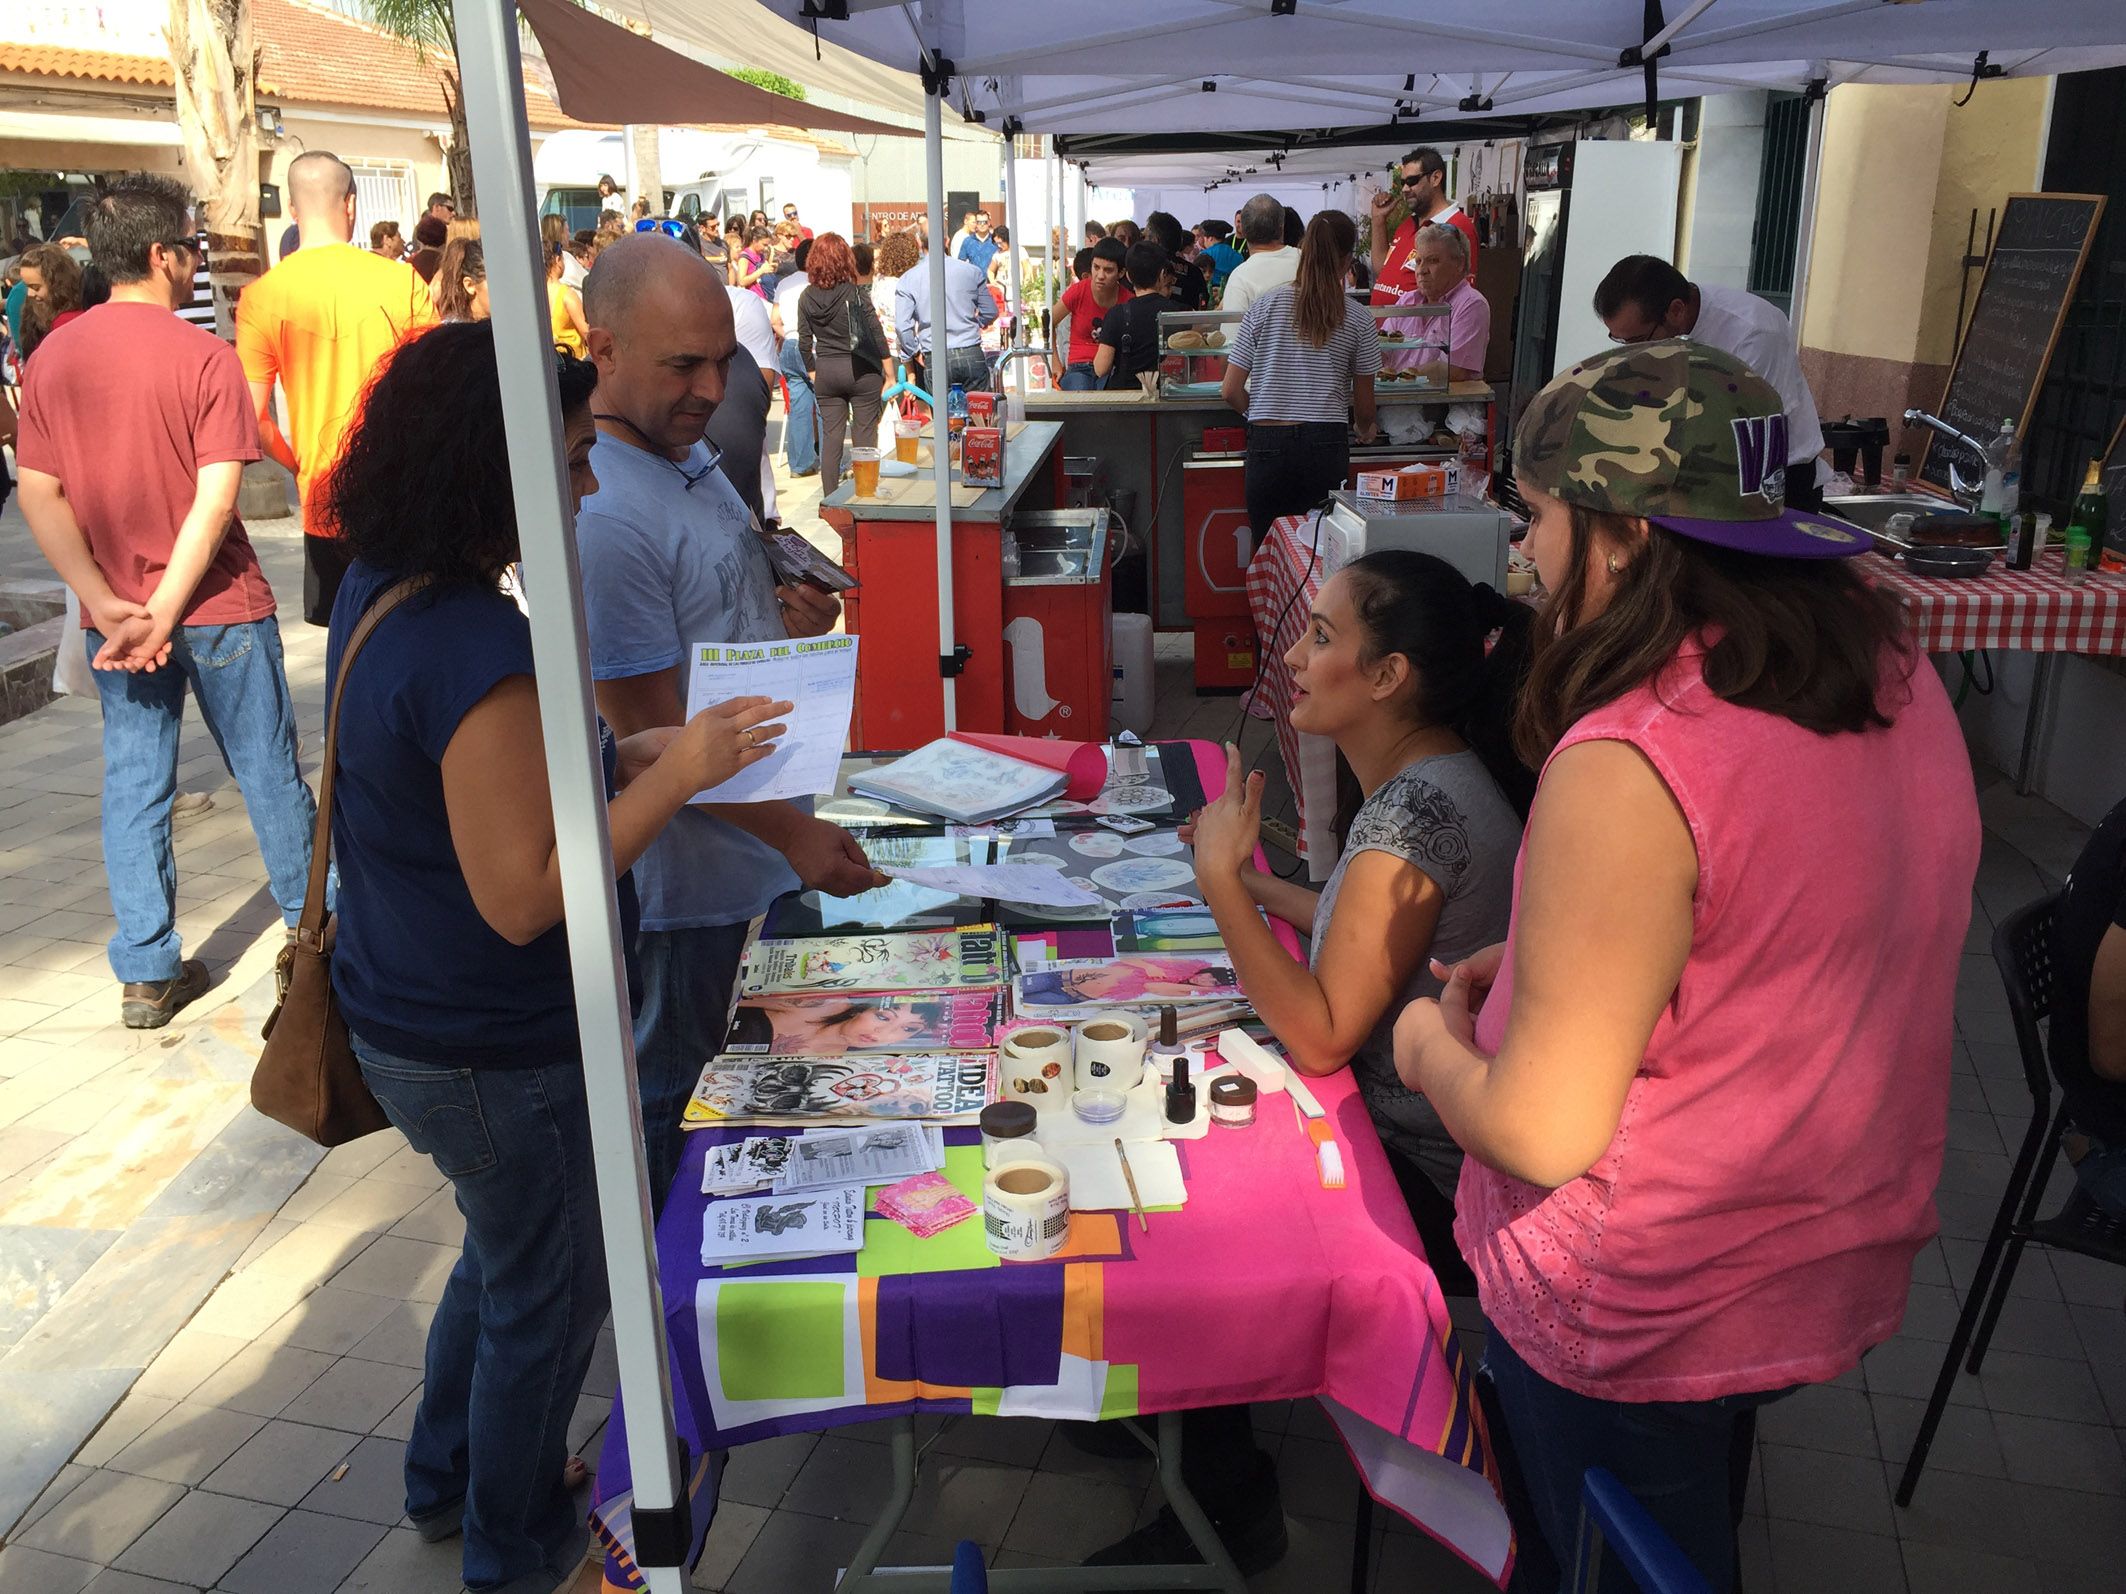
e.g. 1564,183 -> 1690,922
514,0 -> 913,137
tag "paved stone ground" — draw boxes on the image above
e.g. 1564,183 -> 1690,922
0,451 -> 2122,1593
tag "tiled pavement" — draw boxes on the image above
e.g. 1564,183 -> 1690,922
1,463 -> 2123,1593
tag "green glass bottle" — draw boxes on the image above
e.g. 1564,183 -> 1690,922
2069,458 -> 2109,571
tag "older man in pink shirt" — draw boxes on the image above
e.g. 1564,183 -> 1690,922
1381,222 -> 1489,380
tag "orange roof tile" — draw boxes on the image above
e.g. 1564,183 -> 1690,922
0,43 -> 174,87
0,1 -> 584,128
252,0 -> 582,127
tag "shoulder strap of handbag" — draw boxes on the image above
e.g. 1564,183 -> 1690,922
292,575 -> 431,944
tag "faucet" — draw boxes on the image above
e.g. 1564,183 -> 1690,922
1901,409 -> 1991,506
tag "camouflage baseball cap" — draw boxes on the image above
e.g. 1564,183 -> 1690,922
1515,339 -> 1871,559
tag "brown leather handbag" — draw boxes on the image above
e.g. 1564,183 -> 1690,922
252,576 -> 427,1145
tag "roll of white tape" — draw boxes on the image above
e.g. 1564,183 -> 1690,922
1001,1026 -> 1073,1116
1074,1017 -> 1147,1092
982,1157 -> 1071,1262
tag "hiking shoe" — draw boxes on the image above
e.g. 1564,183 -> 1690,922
121,960 -> 210,1029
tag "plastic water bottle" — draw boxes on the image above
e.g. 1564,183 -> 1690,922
1978,418 -> 2017,529
1997,419 -> 2022,523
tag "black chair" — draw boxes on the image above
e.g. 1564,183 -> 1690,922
1896,890 -> 2126,1506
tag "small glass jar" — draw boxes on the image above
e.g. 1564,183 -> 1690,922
980,1101 -> 1040,1169
1209,1075 -> 1258,1128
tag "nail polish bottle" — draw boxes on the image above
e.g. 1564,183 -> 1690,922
1165,1054 -> 1197,1126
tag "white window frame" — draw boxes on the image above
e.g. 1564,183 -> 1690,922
347,159 -> 418,245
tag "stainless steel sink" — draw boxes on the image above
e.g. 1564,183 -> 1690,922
1821,492 -> 1961,533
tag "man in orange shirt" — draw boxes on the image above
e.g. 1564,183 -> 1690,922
237,151 -> 436,622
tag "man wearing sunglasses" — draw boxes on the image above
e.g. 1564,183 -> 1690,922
1369,146 -> 1479,307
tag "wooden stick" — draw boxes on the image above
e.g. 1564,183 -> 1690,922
1114,1136 -> 1148,1233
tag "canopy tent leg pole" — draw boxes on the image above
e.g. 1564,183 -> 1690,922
925,77 -> 960,732
1047,145 -> 1062,351
1787,71 -> 1830,346
1003,125 -> 1026,402
449,7 -> 687,1592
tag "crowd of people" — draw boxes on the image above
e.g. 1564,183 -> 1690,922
4,144 -> 2121,1594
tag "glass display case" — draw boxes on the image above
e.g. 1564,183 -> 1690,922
1156,309 -> 1242,398
1369,301 -> 1452,400
1151,303 -> 1455,400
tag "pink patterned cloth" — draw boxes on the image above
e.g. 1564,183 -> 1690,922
1460,645 -> 1981,1402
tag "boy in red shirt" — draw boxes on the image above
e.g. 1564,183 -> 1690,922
1052,237 -> 1128,391
15,175 -> 315,1029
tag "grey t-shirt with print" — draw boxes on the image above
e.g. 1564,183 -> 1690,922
1309,750 -> 1520,1193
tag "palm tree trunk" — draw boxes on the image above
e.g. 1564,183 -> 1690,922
167,0 -> 264,337
440,67 -> 478,219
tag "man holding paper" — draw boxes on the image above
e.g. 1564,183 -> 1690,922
577,235 -> 887,1210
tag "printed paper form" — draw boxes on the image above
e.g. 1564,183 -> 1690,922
883,863 -> 1104,909
685,636 -> 857,804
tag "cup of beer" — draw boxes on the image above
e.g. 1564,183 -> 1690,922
895,422 -> 919,465
851,448 -> 882,498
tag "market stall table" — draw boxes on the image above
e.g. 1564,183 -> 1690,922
820,419 -> 1066,747
1249,518 -> 2126,865
590,742 -> 1512,1592
1023,384 -> 1497,688
1870,548 -> 2126,790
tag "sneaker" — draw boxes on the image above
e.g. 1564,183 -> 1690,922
171,791 -> 214,824
121,959 -> 210,1029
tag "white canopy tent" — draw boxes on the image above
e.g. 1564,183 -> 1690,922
441,4 -> 2126,1590
739,0 -> 2126,130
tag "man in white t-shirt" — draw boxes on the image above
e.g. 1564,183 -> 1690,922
1593,254 -> 1827,510
1219,193 -> 1299,316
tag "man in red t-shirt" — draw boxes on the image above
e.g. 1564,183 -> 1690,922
1051,237 -> 1128,391
1369,145 -> 1481,306
15,175 -> 316,1030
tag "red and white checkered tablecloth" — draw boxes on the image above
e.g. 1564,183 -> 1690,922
1868,549 -> 2126,656
1244,513 -> 1344,876
1246,521 -> 2126,873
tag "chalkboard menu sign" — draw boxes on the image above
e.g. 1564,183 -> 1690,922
1919,193 -> 2105,494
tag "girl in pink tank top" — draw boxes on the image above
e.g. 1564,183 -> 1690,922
1395,339 -> 1980,1592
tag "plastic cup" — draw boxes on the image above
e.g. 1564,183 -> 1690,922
895,428 -> 919,464
852,449 -> 881,498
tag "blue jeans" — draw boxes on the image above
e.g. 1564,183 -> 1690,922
632,922 -> 751,1216
1058,362 -> 1100,392
780,338 -> 819,475
88,619 -> 314,983
2071,1132 -> 2126,1217
353,1032 -> 608,1594
1482,1323 -> 1788,1594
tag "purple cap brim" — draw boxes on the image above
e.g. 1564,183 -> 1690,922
1647,507 -> 1875,559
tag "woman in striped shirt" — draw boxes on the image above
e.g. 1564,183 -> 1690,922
1219,209 -> 1381,536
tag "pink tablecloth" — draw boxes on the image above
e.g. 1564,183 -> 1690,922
591,740 -> 1512,1588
